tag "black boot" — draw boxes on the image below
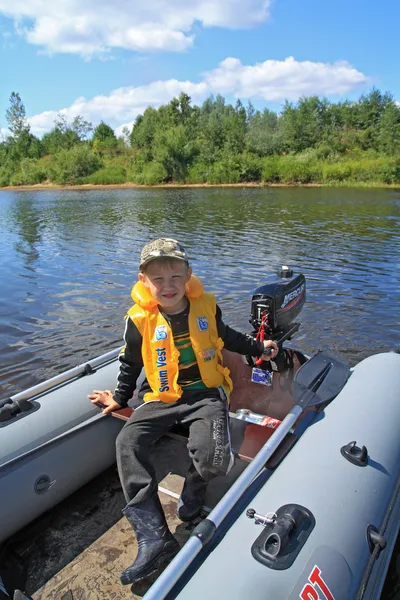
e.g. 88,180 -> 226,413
120,495 -> 180,585
177,465 -> 208,522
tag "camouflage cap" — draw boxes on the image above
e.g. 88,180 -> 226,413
139,238 -> 189,270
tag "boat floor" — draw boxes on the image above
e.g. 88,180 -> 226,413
14,435 -> 247,599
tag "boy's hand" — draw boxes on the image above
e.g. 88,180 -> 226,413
88,389 -> 121,415
262,340 -> 279,359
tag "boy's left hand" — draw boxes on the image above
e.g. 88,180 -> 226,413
262,340 -> 279,359
88,389 -> 121,415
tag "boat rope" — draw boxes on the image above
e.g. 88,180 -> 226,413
255,311 -> 268,366
356,472 -> 400,600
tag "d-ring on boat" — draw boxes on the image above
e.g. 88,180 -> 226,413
1,267 -> 399,600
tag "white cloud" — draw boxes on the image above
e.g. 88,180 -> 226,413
114,121 -> 135,139
0,0 -> 272,56
204,57 -> 369,100
25,57 -> 369,137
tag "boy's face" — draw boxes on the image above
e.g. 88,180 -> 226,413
139,259 -> 192,313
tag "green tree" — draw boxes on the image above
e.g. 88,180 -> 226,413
223,100 -> 247,154
47,146 -> 102,184
130,107 -> 161,160
246,108 -> 279,155
279,96 -> 329,152
177,92 -> 193,125
356,89 -> 392,129
338,89 -> 395,150
153,124 -> 197,181
378,103 -> 400,155
4,92 -> 42,161
6,92 -> 30,138
93,121 -> 116,142
92,121 -> 118,154
41,114 -> 80,154
71,115 -> 93,141
198,111 -> 225,164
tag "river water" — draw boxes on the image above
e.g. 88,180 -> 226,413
1,186 -> 399,398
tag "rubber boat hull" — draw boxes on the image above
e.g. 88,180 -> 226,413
158,352 -> 400,600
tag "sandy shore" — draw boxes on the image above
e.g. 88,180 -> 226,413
0,181 -> 326,192
2,180 -> 399,191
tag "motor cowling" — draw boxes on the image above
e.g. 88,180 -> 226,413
250,266 -> 306,340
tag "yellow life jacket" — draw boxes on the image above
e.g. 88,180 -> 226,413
127,275 -> 232,403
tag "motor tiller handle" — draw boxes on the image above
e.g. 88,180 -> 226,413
256,346 -> 272,366
255,311 -> 273,365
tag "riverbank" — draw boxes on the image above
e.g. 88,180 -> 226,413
2,180 -> 400,192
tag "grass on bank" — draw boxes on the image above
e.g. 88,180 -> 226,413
1,148 -> 400,188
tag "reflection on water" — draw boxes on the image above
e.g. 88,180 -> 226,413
0,186 -> 399,397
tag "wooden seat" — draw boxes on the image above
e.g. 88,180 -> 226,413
111,406 -> 134,422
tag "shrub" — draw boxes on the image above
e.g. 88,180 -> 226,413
320,158 -> 400,184
202,152 -> 242,184
0,167 -> 11,187
348,158 -> 400,184
313,144 -> 334,160
125,150 -> 147,182
47,146 -> 102,184
207,157 -> 240,184
322,162 -> 353,182
8,171 -> 23,186
82,166 -> 126,185
239,153 -> 262,182
348,160 -> 379,182
134,162 -> 168,185
377,160 -> 400,184
185,162 -> 209,183
277,157 -> 322,183
18,158 -> 46,185
261,157 -> 281,183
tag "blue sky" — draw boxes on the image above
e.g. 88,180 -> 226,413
0,0 -> 399,137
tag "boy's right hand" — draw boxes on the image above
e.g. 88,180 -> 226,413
88,389 -> 121,415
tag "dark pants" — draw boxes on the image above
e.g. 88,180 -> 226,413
116,393 -> 233,506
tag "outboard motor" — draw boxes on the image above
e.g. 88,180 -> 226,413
249,266 -> 306,372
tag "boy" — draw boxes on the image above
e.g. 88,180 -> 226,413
89,238 -> 278,585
